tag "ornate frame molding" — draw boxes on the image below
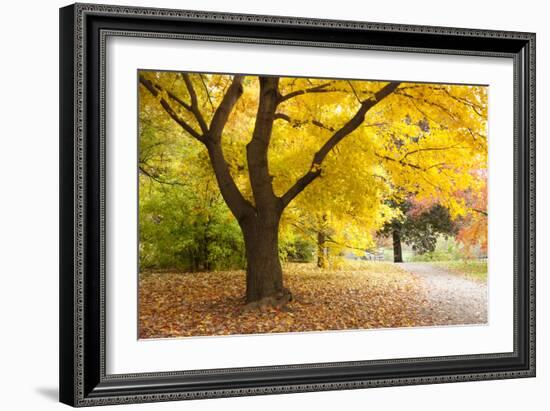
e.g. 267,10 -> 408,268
60,3 -> 535,407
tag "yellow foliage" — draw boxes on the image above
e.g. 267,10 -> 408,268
139,71 -> 487,245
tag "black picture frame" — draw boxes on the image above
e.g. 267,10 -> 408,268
59,3 -> 536,407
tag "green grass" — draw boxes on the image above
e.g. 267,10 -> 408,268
429,260 -> 487,282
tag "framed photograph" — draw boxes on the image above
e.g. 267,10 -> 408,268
59,3 -> 535,407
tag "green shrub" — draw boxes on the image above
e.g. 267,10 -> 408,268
409,236 -> 464,262
280,237 -> 316,263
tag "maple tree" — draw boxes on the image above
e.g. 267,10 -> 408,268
139,72 -> 487,305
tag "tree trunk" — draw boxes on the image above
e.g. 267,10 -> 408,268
392,229 -> 403,263
241,214 -> 289,305
239,77 -> 292,307
317,231 -> 329,268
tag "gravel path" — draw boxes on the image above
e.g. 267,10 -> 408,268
400,262 -> 487,326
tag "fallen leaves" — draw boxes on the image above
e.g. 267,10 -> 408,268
139,262 -> 437,339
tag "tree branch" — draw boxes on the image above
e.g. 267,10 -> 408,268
375,153 -> 423,170
396,90 -> 462,123
470,208 -> 488,216
247,76 -> 280,210
208,75 -> 244,143
138,165 -> 185,187
180,73 -> 209,134
325,234 -> 370,253
400,144 -> 463,161
439,88 -> 484,117
280,81 -> 401,208
159,86 -> 193,112
199,74 -> 215,110
139,75 -> 204,141
205,142 -> 255,222
279,81 -> 335,102
202,75 -> 255,221
375,153 -> 448,173
347,81 -> 362,104
274,112 -> 336,132
399,85 -> 485,117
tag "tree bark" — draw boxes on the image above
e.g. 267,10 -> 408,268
241,214 -> 289,304
317,231 -> 329,268
392,229 -> 403,263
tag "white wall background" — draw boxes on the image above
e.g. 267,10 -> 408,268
0,0 -> 545,409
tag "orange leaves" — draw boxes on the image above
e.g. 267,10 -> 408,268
138,262 -> 428,339
457,218 -> 488,254
455,173 -> 488,254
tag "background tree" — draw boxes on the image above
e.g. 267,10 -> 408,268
456,170 -> 488,256
379,200 -> 457,262
139,105 -> 246,271
139,72 -> 487,305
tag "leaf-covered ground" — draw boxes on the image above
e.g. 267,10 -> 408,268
139,262 -> 443,339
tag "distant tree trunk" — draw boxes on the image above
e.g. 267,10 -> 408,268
317,231 -> 329,268
392,229 -> 403,263
201,231 -> 210,271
